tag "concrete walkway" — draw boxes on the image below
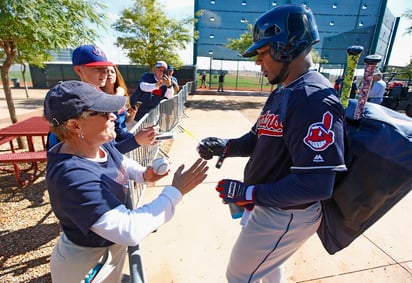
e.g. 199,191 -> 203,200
2,87 -> 411,282
0,87 -> 46,127
131,91 -> 412,283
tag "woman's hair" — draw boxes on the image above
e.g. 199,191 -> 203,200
50,123 -> 71,142
49,111 -> 90,142
113,66 -> 129,97
102,65 -> 130,107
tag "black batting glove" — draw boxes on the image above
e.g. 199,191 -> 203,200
197,137 -> 228,160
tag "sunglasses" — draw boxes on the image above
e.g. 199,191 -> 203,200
84,111 -> 111,119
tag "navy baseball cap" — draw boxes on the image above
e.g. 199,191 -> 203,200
167,65 -> 174,71
44,80 -> 126,126
72,45 -> 114,67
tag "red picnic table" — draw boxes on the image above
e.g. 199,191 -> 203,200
0,116 -> 49,186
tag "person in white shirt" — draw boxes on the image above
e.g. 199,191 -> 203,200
131,61 -> 176,121
368,72 -> 386,104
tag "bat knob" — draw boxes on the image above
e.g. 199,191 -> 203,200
347,45 -> 364,55
364,54 -> 382,65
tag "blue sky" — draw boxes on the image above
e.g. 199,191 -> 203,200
96,0 -> 194,65
387,0 -> 412,66
97,0 -> 411,67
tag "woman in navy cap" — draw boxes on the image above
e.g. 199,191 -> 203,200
44,80 -> 208,283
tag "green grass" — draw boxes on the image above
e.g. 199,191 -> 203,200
7,70 -> 32,82
197,73 -> 274,91
6,67 -> 272,92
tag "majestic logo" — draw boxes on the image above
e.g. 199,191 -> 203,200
313,154 -> 324,163
303,111 -> 335,151
257,110 -> 283,137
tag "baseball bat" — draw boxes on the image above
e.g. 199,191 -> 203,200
340,45 -> 364,108
215,149 -> 226,169
215,141 -> 229,168
354,54 -> 382,119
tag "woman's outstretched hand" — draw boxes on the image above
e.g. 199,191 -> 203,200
172,158 -> 209,195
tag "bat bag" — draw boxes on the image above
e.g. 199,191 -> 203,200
317,99 -> 412,254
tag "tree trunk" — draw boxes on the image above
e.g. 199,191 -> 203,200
21,63 -> 29,98
1,63 -> 26,149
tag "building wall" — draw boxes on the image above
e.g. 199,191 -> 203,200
29,64 -> 196,91
195,0 -> 397,69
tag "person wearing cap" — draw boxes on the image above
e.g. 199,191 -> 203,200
367,72 -> 386,104
196,4 -> 346,282
44,80 -> 209,283
102,65 -> 139,142
71,44 -> 114,88
200,71 -> 207,88
47,44 -> 157,154
167,65 -> 180,94
334,75 -> 343,93
72,45 -> 157,153
217,72 -> 225,92
130,60 -> 175,122
349,76 -> 359,99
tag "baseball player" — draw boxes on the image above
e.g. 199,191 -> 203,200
197,4 -> 346,282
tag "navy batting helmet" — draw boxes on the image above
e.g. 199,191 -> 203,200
243,4 -> 320,62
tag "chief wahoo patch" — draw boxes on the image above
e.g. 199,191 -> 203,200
303,111 -> 335,151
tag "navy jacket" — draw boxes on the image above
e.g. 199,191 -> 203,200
130,72 -> 167,121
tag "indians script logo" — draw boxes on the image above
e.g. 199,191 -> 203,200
257,111 -> 283,137
303,111 -> 335,151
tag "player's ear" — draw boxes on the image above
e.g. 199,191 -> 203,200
73,66 -> 81,77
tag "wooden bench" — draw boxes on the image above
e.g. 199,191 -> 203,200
0,150 -> 47,187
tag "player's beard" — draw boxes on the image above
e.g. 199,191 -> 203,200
269,61 -> 290,85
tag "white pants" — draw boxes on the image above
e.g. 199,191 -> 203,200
50,233 -> 127,283
226,202 -> 322,283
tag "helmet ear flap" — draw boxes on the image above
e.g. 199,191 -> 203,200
269,42 -> 278,61
269,42 -> 293,63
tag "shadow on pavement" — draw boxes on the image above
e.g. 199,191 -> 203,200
185,98 -> 265,112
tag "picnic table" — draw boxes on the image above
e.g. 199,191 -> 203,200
0,116 -> 49,186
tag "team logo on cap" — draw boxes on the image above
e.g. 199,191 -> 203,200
92,46 -> 106,58
303,111 -> 335,151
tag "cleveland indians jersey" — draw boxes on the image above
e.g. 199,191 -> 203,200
243,70 -> 346,185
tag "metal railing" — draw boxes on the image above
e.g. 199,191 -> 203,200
124,81 -> 192,283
